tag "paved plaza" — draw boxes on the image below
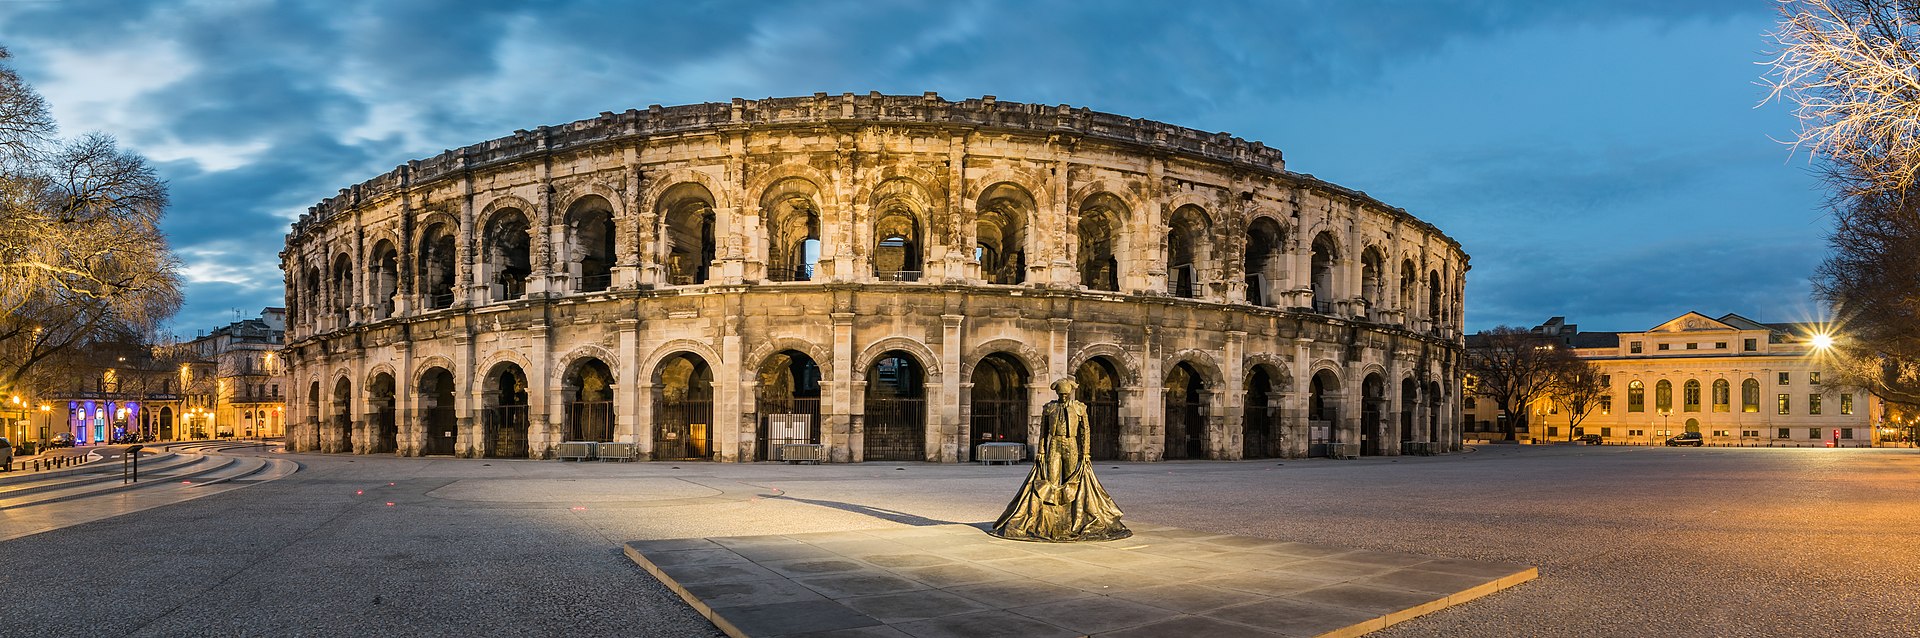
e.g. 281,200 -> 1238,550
2,445 -> 1918,636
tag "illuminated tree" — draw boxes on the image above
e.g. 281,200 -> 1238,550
1764,0 -> 1920,197
0,46 -> 181,397
1465,326 -> 1581,441
1551,361 -> 1606,442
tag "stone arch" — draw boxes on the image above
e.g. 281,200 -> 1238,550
1066,180 -> 1144,217
1162,348 -> 1225,389
973,181 -> 1038,285
1359,362 -> 1388,381
476,194 -> 538,231
640,339 -> 724,384
1243,352 -> 1293,387
745,337 -> 836,382
1307,359 -> 1345,387
555,343 -> 622,386
860,167 -> 946,204
362,363 -> 398,389
853,336 -> 942,382
740,163 -> 831,207
961,338 -> 1050,382
475,349 -> 536,385
556,182 -> 625,218
962,168 -> 1054,212
869,177 -> 934,277
656,181 -> 718,285
413,355 -> 457,387
761,175 -> 824,282
1067,343 -> 1141,388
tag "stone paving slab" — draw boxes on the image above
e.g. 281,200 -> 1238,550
624,523 -> 1536,638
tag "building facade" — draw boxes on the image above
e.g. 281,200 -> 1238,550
48,308 -> 288,444
281,93 -> 1469,462
1467,313 -> 1880,446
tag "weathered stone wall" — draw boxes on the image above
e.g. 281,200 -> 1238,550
280,93 -> 1468,462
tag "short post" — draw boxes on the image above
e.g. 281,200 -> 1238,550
123,445 -> 144,484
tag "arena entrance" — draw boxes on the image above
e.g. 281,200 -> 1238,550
756,350 -> 822,461
863,351 -> 926,461
422,368 -> 457,455
1308,370 -> 1341,457
654,353 -> 713,461
1401,378 -> 1419,449
1362,373 -> 1385,456
1163,362 -> 1205,460
483,363 -> 530,458
1074,357 -> 1124,461
330,378 -> 352,453
970,353 -> 1029,449
564,359 -> 614,443
1243,366 -> 1281,459
368,373 -> 397,454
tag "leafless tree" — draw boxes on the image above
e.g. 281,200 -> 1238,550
1552,361 -> 1607,442
1465,326 -> 1581,441
1765,0 -> 1920,197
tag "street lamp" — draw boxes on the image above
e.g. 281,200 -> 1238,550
1654,408 -> 1671,446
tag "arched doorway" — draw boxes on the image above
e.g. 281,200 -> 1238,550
1074,357 -> 1125,461
659,184 -> 716,285
1163,362 -> 1205,460
305,381 -> 320,449
483,363 -> 530,458
1308,370 -> 1341,457
565,359 -> 615,443
482,208 -> 532,301
1685,418 -> 1701,434
421,368 -> 457,455
1400,378 -> 1419,447
1243,366 -> 1281,459
1077,194 -> 1126,291
763,178 -> 822,282
1165,205 -> 1209,299
567,196 -> 615,292
1361,374 -> 1386,456
976,183 -> 1031,285
159,406 -> 175,441
756,350 -> 822,460
654,354 -> 713,460
970,353 -> 1030,449
330,378 -> 352,453
1244,218 -> 1285,306
1310,232 -> 1340,312
1427,381 -> 1444,447
368,373 -> 397,454
864,351 -> 926,461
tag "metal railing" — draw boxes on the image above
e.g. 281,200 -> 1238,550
875,270 -> 922,282
1312,299 -> 1335,314
767,264 -> 816,282
579,272 -> 612,292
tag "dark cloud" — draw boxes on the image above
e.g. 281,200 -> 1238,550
0,0 -> 1813,335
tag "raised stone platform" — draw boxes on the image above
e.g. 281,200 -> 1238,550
623,522 -> 1535,637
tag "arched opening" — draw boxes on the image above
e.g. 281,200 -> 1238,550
1163,362 -> 1206,459
1308,370 -> 1341,457
421,368 -> 457,455
1427,270 -> 1443,324
970,353 -> 1030,449
567,196 -> 616,292
659,183 -> 716,285
1243,366 -> 1283,458
368,373 -> 396,454
1713,379 -> 1731,412
564,359 -> 614,443
763,179 -> 822,282
482,209 -> 532,301
1427,381 -> 1444,445
976,183 -> 1032,285
1629,379 -> 1646,412
1310,232 -> 1340,313
873,208 -> 923,281
482,363 -> 530,459
1361,373 -> 1386,456
1399,259 -> 1418,317
756,350 -> 822,460
1656,379 -> 1674,412
1400,378 -> 1420,446
1165,205 -> 1209,298
1077,193 -> 1126,291
330,378 -> 352,453
1360,248 -> 1385,311
305,380 -> 320,449
654,354 -> 714,460
419,223 -> 457,310
1244,218 -> 1284,306
1074,357 -> 1125,461
331,253 -> 353,317
1685,418 -> 1701,434
302,266 -> 322,325
863,351 -> 926,461
1742,378 -> 1760,412
370,240 -> 399,319
1683,379 -> 1702,413
159,406 -> 174,441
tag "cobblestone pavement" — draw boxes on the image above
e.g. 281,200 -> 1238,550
0,445 -> 1914,636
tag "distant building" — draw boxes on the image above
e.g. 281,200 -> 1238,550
1466,313 -> 1881,446
49,308 -> 287,444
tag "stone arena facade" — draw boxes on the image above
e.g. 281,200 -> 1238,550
279,93 -> 1468,463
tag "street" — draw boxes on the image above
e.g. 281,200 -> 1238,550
0,445 -> 1915,636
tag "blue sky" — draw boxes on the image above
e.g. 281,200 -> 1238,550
0,0 -> 1827,335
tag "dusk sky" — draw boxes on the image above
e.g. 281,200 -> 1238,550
0,0 -> 1827,336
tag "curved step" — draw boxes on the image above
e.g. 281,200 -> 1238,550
0,456 -> 236,510
0,453 -> 189,495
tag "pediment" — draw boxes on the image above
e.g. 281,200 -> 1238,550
1649,312 -> 1736,333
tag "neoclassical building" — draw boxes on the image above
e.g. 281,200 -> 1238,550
280,93 -> 1468,463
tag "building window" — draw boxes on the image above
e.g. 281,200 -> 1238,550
1743,430 -> 1759,437
1686,343 -> 1699,350
1658,343 -> 1671,351
1716,342 -> 1728,349
1630,341 -> 1643,354
1601,427 -> 1612,437
1779,372 -> 1790,385
1842,428 -> 1854,439
1628,380 -> 1644,412
1547,427 -> 1559,437
1600,374 -> 1611,387
1841,393 -> 1854,415
1744,338 -> 1757,351
1778,427 -> 1790,439
1465,396 -> 1476,409
1778,394 -> 1791,415
1809,428 -> 1821,439
1742,378 -> 1760,413
1713,429 -> 1729,437
1600,394 -> 1612,414
1809,394 -> 1822,415
1683,380 -> 1701,412
1809,371 -> 1821,385
1628,429 -> 1643,437
1712,379 -> 1730,413
1656,380 -> 1673,412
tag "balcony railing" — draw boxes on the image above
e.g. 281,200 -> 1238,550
876,270 -> 922,282
579,272 -> 612,292
767,264 -> 815,282
1312,299 -> 1335,314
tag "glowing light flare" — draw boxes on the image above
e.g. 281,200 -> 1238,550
1811,333 -> 1835,350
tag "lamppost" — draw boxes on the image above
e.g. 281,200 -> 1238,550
1653,408 -> 1670,446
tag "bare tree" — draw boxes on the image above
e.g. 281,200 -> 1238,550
1465,326 -> 1580,441
0,48 -> 181,397
1764,0 -> 1920,197
1552,360 -> 1607,442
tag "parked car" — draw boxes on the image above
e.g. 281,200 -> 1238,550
1576,434 -> 1603,445
44,433 -> 75,448
1665,432 -> 1704,447
0,436 -> 12,468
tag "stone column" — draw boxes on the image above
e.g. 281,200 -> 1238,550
939,314 -> 964,462
831,311 -> 857,462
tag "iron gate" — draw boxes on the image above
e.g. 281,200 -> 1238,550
425,405 -> 457,455
484,405 -> 529,458
1243,400 -> 1278,459
333,415 -> 352,452
971,396 -> 1028,446
1308,407 -> 1336,458
1163,396 -> 1203,460
758,396 -> 820,460
864,397 -> 925,461
375,406 -> 396,453
654,397 -> 712,460
567,400 -> 613,442
1088,397 -> 1121,461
